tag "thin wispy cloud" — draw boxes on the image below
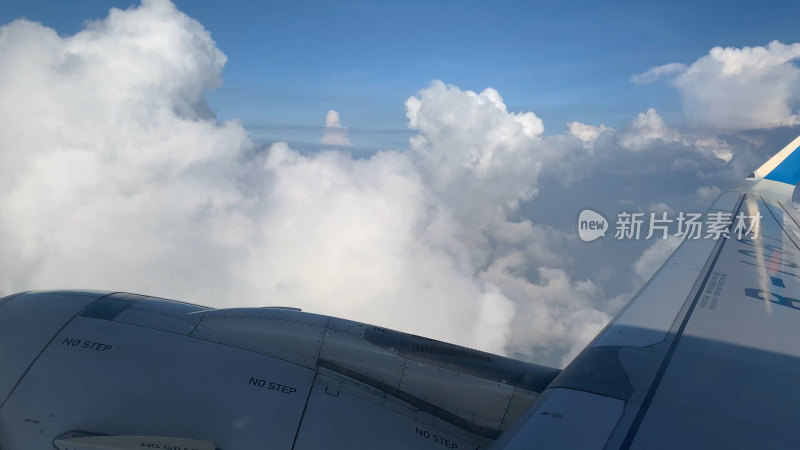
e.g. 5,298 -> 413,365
631,62 -> 688,85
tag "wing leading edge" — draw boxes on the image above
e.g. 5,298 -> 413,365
492,136 -> 800,449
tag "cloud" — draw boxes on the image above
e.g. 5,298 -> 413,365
567,121 -> 614,147
633,236 -> 682,281
321,109 -> 352,146
694,185 -> 722,206
647,202 -> 674,214
0,0 -> 247,299
631,62 -> 688,85
0,1 -> 610,367
481,255 -> 610,367
693,138 -> 734,163
619,108 -> 681,150
3,0 -> 795,370
405,81 -> 550,216
638,41 -> 800,130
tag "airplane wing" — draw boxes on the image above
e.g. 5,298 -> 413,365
2,137 -> 800,449
491,135 -> 800,449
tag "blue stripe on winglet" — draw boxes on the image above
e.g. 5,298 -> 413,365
765,145 -> 800,185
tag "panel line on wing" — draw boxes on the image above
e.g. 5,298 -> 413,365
618,193 -> 745,449
0,292 -> 114,411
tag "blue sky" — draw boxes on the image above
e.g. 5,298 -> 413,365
4,0 -> 800,150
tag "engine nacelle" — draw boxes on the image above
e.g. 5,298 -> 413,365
0,291 -> 559,450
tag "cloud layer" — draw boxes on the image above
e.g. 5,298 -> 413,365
1,0 -> 796,368
0,0 -> 611,366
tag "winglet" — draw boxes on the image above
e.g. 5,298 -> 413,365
740,135 -> 800,202
750,135 -> 800,183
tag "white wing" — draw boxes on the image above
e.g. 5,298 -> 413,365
493,135 -> 800,449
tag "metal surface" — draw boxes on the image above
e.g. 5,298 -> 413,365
364,326 -> 560,392
619,196 -> 800,449
293,370 -> 491,450
192,314 -> 326,368
0,291 -> 103,408
499,388 -> 538,430
492,136 -> 800,449
593,225 -> 721,348
399,360 -> 515,431
111,293 -> 208,335
53,435 -> 216,450
319,327 -> 406,388
1,314 -> 315,449
493,389 -> 624,449
0,290 -> 558,449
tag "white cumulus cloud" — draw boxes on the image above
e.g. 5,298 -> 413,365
637,41 -> 800,130
619,108 -> 681,150
567,121 -> 614,147
0,1 -> 612,367
321,109 -> 352,146
647,202 -> 674,214
634,236 -> 682,281
406,81 -> 548,214
694,185 -> 722,206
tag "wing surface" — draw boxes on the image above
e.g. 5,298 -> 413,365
492,136 -> 800,449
